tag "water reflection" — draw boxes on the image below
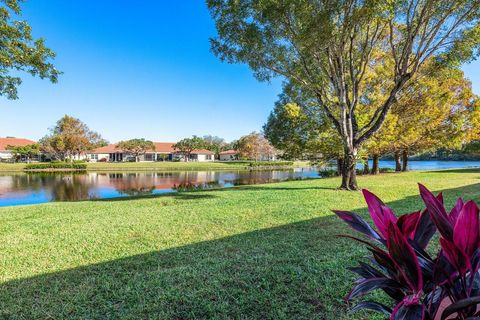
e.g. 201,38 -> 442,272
0,168 -> 321,207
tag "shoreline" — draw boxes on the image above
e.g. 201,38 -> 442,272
0,161 -> 307,173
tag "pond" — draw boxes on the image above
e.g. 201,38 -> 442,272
0,168 -> 321,207
1,161 -> 479,207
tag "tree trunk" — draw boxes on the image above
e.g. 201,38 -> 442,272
340,147 -> 358,190
336,157 -> 344,176
394,150 -> 402,172
402,149 -> 409,172
371,154 -> 379,175
363,157 -> 370,175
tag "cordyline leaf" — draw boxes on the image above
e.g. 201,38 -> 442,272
397,211 -> 421,240
333,210 -> 382,242
413,209 -> 437,249
419,184 -> 453,241
346,277 -> 402,301
387,221 -> 423,292
440,238 -> 471,275
362,189 -> 397,239
471,248 -> 480,274
441,296 -> 480,320
368,247 -> 397,274
433,254 -> 456,287
349,261 -> 384,278
426,287 -> 445,319
453,200 -> 480,257
350,301 -> 392,316
391,302 -> 425,320
408,239 -> 434,280
349,262 -> 405,301
449,198 -> 465,225
437,192 -> 444,205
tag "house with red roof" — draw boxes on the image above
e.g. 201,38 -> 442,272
86,142 -> 215,162
219,149 -> 239,161
0,137 -> 37,161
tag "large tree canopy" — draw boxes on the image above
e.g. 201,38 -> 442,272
0,0 -> 60,99
117,139 -> 155,162
208,0 -> 480,189
173,136 -> 205,161
40,115 -> 107,161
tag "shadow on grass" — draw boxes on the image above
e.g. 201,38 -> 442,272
1,182 -> 480,319
423,168 -> 480,174
94,192 -> 218,202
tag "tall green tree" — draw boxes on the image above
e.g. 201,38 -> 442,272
208,0 -> 480,190
173,136 -> 205,161
0,0 -> 60,99
116,139 -> 155,162
40,115 -> 107,161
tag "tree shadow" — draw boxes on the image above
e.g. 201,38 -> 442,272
424,168 -> 480,174
94,192 -> 218,202
1,182 -> 479,319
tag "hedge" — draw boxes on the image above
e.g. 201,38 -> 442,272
248,161 -> 294,167
24,162 -> 87,170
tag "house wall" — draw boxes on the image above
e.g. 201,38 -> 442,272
0,151 -> 13,160
197,154 -> 214,162
258,154 -> 277,161
86,153 -> 110,162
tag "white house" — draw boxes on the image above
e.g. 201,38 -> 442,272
0,137 -> 37,161
86,142 -> 215,162
219,149 -> 239,161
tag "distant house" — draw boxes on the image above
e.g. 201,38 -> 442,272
0,137 -> 37,161
219,149 -> 239,161
86,142 -> 214,162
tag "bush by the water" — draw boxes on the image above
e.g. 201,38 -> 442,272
25,162 -> 87,170
247,161 -> 293,167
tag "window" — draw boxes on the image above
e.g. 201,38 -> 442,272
90,154 -> 98,160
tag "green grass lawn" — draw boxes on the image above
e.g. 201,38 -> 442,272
0,160 -> 305,172
1,169 -> 480,319
0,163 -> 27,172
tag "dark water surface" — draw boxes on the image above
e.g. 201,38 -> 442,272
0,168 -> 321,207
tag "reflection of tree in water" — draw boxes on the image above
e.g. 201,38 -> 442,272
0,173 -> 96,201
47,174 -> 95,201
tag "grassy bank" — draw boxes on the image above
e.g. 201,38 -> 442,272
1,169 -> 479,319
0,160 -> 304,172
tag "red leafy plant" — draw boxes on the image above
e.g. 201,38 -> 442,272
335,184 -> 480,320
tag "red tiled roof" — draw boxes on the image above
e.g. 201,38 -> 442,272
191,149 -> 214,155
219,149 -> 237,155
0,138 -> 36,151
91,142 -> 214,155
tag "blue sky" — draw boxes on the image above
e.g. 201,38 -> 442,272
0,1 -> 478,143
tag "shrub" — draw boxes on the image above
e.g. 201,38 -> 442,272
248,161 -> 293,167
335,184 -> 480,320
24,162 -> 87,170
